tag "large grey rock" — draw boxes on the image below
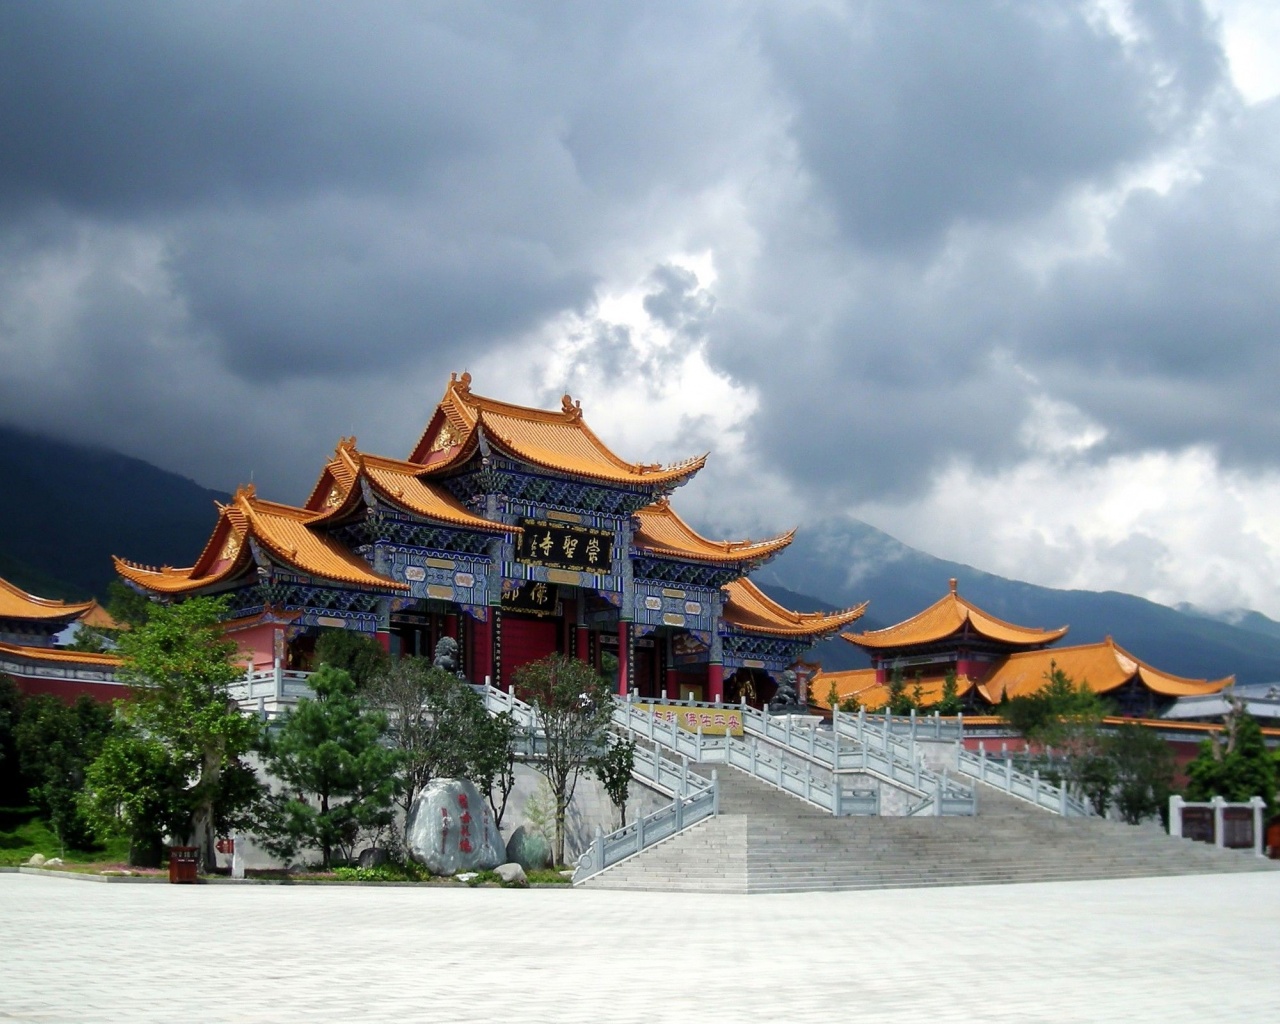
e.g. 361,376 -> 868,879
406,778 -> 504,875
505,825 -> 552,871
495,862 -> 528,887
25,853 -> 46,867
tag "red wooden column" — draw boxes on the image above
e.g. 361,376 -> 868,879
575,624 -> 589,662
374,629 -> 391,654
707,663 -> 724,703
616,621 -> 630,696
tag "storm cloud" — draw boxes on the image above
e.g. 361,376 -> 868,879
3,1 -> 1280,614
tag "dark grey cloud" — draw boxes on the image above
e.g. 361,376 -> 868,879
0,0 -> 1274,538
759,0 -> 1225,252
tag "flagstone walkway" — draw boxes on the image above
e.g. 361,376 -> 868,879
2,870 -> 1276,1022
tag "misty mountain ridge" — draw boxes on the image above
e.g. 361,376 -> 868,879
2,426 -> 1279,684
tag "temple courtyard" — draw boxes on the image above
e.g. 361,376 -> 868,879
2,870 -> 1275,1022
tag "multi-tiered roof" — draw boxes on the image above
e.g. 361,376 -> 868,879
117,373 -> 863,649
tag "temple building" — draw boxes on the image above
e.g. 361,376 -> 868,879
116,374 -> 864,703
812,578 -> 1232,717
0,576 -> 122,701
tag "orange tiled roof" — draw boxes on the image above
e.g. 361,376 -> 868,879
633,499 -> 794,565
844,579 -> 1068,651
0,638 -> 122,667
305,438 -> 515,535
116,486 -> 406,595
808,667 -> 976,712
77,602 -> 122,630
721,578 -> 867,638
0,577 -> 96,623
976,638 -> 1232,703
409,373 -> 706,487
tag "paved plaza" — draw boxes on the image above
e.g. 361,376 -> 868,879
2,870 -> 1277,1023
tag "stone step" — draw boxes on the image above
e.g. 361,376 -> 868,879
583,767 -> 1277,893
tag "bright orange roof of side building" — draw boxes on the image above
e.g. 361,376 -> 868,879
721,578 -> 867,637
116,485 -> 406,595
0,638 -> 122,667
844,578 -> 1068,650
632,498 -> 794,565
0,576 -> 96,622
976,638 -> 1232,703
408,372 -> 706,487
808,667 -> 978,712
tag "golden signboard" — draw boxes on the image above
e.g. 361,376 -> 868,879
646,704 -> 744,736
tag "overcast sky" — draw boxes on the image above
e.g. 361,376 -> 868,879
3,1 -> 1280,617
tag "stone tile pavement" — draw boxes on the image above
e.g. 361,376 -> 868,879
1,870 -> 1277,1023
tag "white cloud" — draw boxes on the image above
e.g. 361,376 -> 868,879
855,429 -> 1280,618
1205,0 -> 1280,102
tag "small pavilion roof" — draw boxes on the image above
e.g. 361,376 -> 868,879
721,578 -> 867,638
304,438 -> 516,535
0,577 -> 96,623
807,668 -> 978,712
976,638 -> 1233,704
843,579 -> 1068,651
408,373 -> 706,487
632,499 -> 794,566
116,485 -> 406,595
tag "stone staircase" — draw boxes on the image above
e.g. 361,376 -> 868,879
581,767 -> 1280,893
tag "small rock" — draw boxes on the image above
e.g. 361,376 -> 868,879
456,872 -> 478,882
505,825 -> 552,871
559,869 -> 575,878
25,853 -> 46,867
44,857 -> 63,868
357,847 -> 390,869
495,863 -> 528,888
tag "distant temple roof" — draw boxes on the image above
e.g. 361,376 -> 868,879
632,498 -> 794,566
843,578 -> 1068,651
408,372 -> 706,486
976,638 -> 1233,704
0,576 -> 97,623
721,578 -> 867,638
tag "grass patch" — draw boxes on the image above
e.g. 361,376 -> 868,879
0,807 -> 129,867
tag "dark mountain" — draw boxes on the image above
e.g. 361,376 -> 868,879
0,426 -> 227,600
1176,604 -> 1280,642
753,517 -> 1280,686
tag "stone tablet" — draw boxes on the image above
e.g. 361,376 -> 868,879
406,778 -> 504,875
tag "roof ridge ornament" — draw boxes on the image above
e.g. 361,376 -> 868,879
561,392 -> 583,421
949,577 -> 958,594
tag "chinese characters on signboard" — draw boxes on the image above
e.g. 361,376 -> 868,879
647,704 -> 743,736
514,517 -> 613,573
501,580 -> 560,617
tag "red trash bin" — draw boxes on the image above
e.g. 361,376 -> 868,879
168,846 -> 200,884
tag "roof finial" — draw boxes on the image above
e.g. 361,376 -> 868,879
457,371 -> 472,393
949,577 -> 958,594
561,393 -> 583,420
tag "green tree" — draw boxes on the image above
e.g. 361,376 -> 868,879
314,629 -> 389,688
885,665 -> 911,715
0,674 -> 24,806
1186,700 -> 1278,813
104,596 -> 262,870
515,654 -> 613,866
589,733 -> 637,828
935,669 -> 963,716
1108,723 -> 1176,825
106,580 -> 154,628
80,728 -> 191,867
365,656 -> 517,833
13,695 -> 114,854
256,666 -> 401,869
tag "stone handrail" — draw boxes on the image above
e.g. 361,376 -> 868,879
620,696 -> 972,816
955,746 -> 1090,816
